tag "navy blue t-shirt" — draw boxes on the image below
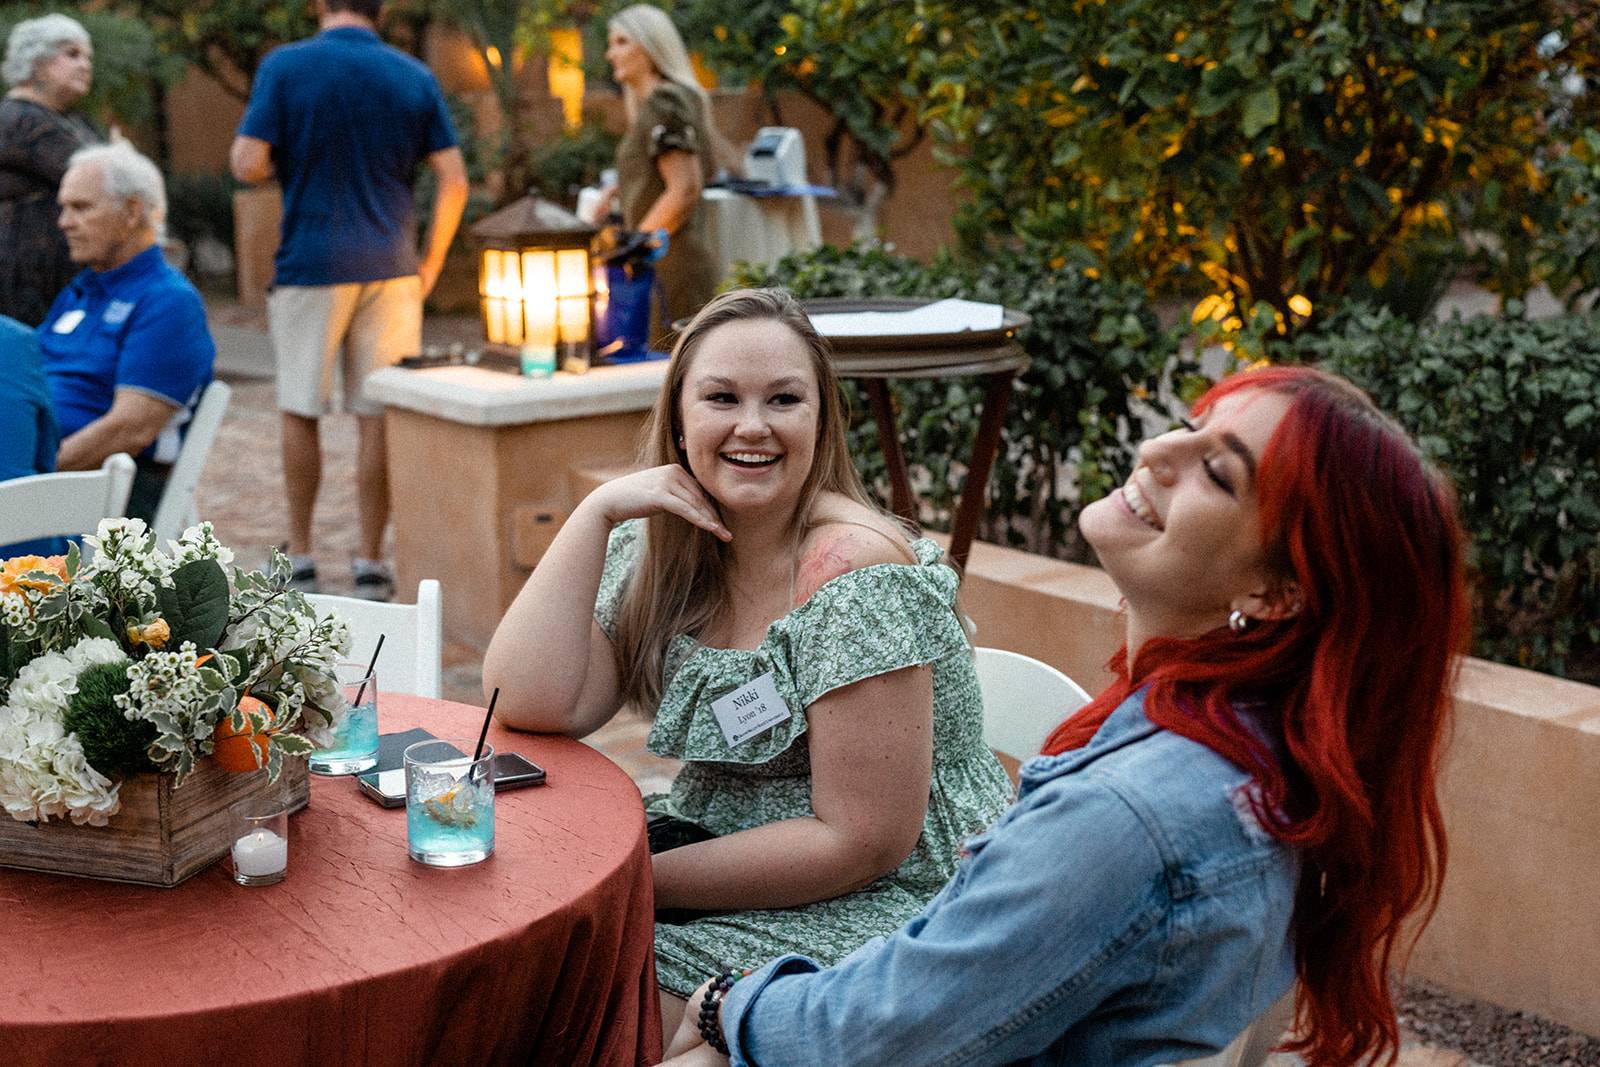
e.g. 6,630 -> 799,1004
238,27 -> 458,286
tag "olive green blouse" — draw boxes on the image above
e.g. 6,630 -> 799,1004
615,82 -> 717,341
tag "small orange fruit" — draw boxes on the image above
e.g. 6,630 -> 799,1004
212,695 -> 276,773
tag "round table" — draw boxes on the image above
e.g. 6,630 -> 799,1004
0,695 -> 662,1067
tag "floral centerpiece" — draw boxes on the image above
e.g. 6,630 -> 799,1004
0,519 -> 350,827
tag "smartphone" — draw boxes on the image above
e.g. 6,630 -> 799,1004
357,751 -> 547,808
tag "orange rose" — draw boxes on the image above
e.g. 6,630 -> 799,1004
0,555 -> 68,596
126,618 -> 172,649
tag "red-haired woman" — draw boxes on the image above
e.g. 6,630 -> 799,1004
661,366 -> 1469,1067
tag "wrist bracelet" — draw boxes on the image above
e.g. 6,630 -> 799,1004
698,968 -> 750,1055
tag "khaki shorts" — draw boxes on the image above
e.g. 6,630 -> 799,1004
268,277 -> 422,417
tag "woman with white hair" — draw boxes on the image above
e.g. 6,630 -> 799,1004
605,3 -> 722,341
0,13 -> 98,326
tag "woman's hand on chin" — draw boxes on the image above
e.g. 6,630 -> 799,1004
586,464 -> 732,542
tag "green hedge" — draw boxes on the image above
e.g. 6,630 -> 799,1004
731,245 -> 1186,561
1290,308 -> 1600,678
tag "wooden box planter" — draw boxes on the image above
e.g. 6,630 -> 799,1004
0,757 -> 310,887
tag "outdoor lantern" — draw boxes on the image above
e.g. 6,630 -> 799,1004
470,195 -> 599,375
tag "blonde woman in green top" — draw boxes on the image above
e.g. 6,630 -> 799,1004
603,3 -> 719,340
485,289 -> 1013,1035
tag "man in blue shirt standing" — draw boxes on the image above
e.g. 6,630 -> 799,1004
229,0 -> 468,600
38,141 -> 215,525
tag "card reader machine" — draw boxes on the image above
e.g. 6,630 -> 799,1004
743,127 -> 807,188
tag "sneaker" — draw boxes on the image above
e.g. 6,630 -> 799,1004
279,546 -> 319,593
351,559 -> 394,602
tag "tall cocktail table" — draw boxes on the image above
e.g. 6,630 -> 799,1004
804,298 -> 1032,571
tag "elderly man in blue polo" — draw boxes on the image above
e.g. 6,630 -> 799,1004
38,140 -> 214,522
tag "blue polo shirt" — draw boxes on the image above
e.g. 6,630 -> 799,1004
39,245 -> 215,464
238,27 -> 458,286
0,314 -> 64,558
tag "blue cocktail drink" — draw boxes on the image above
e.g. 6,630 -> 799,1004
310,663 -> 380,775
405,739 -> 495,867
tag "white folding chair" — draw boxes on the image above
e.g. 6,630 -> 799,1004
973,646 -> 1093,762
0,453 -> 136,545
151,379 -> 232,543
307,579 -> 442,699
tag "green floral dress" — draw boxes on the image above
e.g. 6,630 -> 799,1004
594,520 -> 1014,996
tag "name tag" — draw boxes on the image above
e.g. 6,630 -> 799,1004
51,309 -> 85,334
103,300 -> 136,325
710,672 -> 792,748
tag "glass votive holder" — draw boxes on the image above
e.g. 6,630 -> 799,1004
309,662 -> 380,775
231,797 -> 290,887
405,738 -> 495,868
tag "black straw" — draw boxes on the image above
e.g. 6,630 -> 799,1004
474,688 -> 499,761
353,633 -> 385,706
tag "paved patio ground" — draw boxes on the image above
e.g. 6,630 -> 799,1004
194,295 -> 1597,1067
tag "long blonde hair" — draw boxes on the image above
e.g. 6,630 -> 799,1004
608,4 -> 708,121
612,288 -> 883,710
608,3 -> 740,174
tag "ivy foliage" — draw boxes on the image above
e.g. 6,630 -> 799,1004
921,0 -> 1600,335
732,245 -> 1186,561
1291,308 -> 1600,677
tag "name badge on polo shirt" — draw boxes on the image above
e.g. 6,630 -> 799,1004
710,672 -> 792,748
103,300 -> 136,325
51,309 -> 85,334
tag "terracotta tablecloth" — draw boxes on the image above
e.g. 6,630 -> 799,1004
0,694 -> 662,1066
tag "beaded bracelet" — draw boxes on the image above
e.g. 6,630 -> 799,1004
698,968 -> 751,1055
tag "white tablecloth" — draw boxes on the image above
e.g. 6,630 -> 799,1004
700,188 -> 823,282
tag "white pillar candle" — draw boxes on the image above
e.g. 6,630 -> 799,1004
232,827 -> 288,877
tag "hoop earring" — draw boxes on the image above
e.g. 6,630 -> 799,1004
1228,609 -> 1250,633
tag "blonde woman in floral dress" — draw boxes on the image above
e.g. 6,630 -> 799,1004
485,289 -> 1013,1033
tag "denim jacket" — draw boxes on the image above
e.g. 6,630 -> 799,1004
721,689 -> 1298,1067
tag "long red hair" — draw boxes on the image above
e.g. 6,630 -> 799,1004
1043,367 -> 1470,1066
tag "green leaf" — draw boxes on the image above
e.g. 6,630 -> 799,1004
157,559 -> 230,651
271,735 -> 314,756
1241,85 -> 1281,137
80,614 -> 120,643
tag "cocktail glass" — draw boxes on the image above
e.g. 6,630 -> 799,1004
310,662 -> 379,775
405,738 -> 495,867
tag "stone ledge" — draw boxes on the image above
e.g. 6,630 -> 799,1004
367,361 -> 667,427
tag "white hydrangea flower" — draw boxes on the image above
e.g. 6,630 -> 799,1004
0,754 -> 58,821
48,736 -> 120,826
65,636 -> 127,670
8,650 -> 79,720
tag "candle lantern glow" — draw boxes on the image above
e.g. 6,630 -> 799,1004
471,195 -> 599,374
